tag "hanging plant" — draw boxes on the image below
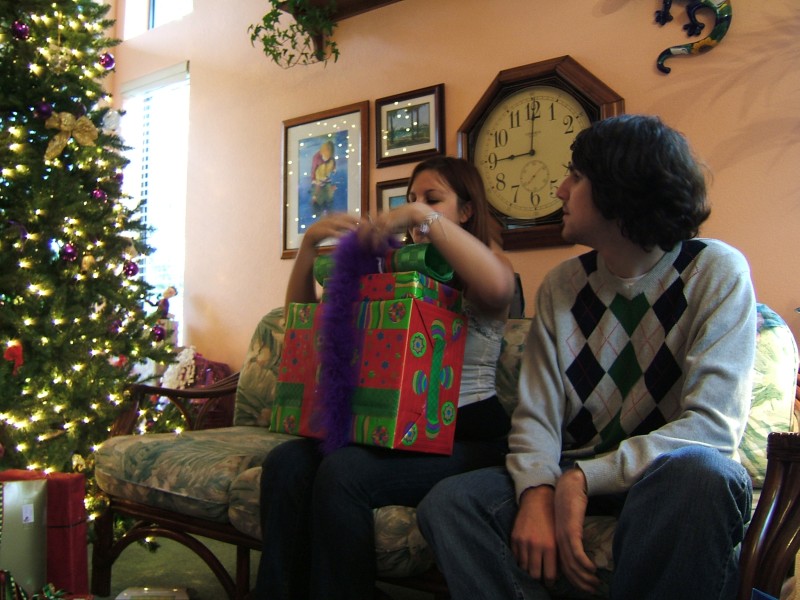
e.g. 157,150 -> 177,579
249,0 -> 340,68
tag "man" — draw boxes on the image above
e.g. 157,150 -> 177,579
417,115 -> 755,599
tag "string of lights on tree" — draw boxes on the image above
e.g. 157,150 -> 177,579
1,0 -> 182,522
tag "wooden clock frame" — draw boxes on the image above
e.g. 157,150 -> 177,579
457,55 -> 625,250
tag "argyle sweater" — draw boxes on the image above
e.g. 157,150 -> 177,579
507,239 -> 756,498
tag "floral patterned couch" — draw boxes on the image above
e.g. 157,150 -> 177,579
92,303 -> 799,599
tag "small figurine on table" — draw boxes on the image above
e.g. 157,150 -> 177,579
149,286 -> 178,319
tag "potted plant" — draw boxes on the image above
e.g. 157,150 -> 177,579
249,0 -> 340,68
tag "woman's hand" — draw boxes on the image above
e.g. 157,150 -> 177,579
301,212 -> 361,250
287,212 -> 360,307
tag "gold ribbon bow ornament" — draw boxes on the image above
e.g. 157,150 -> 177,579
44,111 -> 98,160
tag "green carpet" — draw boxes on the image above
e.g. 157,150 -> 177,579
90,539 -> 432,599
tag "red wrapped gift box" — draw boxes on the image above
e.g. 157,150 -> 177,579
273,294 -> 467,455
0,470 -> 88,595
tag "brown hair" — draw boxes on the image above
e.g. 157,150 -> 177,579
407,156 -> 501,247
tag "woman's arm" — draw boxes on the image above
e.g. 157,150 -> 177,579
285,213 -> 360,309
371,203 -> 515,316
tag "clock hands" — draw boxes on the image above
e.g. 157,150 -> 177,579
491,147 -> 536,163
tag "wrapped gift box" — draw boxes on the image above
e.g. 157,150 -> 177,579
273,294 -> 467,455
0,470 -> 87,595
321,271 -> 462,312
0,477 -> 47,595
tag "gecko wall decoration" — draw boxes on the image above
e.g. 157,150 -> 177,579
654,0 -> 733,74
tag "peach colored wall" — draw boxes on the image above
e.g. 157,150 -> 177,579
111,0 -> 800,368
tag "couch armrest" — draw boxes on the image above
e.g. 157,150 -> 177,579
738,431 -> 800,599
110,373 -> 241,436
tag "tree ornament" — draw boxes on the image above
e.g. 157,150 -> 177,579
91,188 -> 108,202
33,101 -> 53,119
60,243 -> 78,262
81,254 -> 96,272
11,20 -> 30,40
109,319 -> 122,335
48,43 -> 72,73
4,342 -> 24,375
102,109 -> 121,133
44,112 -> 98,160
152,324 -> 166,342
99,52 -> 115,69
123,260 -> 139,277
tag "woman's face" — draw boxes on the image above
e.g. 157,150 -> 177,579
407,169 -> 469,243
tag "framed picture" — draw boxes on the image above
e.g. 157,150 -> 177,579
376,178 -> 409,213
282,101 -> 369,259
375,84 -> 444,168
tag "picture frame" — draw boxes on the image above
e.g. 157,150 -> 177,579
376,178 -> 409,213
282,101 -> 370,259
375,84 -> 444,168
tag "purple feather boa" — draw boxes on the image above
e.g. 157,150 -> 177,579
317,231 -> 400,454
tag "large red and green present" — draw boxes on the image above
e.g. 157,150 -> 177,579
272,289 -> 467,455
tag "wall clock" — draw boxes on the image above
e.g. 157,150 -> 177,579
458,55 -> 624,250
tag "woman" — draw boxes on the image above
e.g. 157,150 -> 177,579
255,156 -> 516,599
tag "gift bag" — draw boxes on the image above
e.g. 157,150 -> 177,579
0,478 -> 47,595
0,471 -> 87,595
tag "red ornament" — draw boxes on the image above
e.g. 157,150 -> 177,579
4,342 -> 24,375
91,188 -> 108,202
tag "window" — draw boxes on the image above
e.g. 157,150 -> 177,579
121,63 -> 190,344
124,0 -> 193,39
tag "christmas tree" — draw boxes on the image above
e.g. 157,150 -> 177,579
0,0 -> 174,505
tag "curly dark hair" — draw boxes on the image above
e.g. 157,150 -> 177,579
407,156 -> 501,248
570,114 -> 710,251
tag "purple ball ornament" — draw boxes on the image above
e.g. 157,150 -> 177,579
33,101 -> 53,119
91,188 -> 108,202
109,318 -> 122,335
60,243 -> 78,262
152,324 -> 166,342
11,20 -> 30,41
99,52 -> 116,70
123,260 -> 139,277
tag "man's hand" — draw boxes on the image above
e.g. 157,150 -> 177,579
511,486 -> 558,585
554,467 -> 600,594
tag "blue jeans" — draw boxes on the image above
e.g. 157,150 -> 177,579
254,399 -> 509,600
417,445 -> 752,600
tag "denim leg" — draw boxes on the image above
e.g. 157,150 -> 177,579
418,466 -> 553,600
255,438 -> 323,600
310,440 -> 508,600
611,445 -> 752,600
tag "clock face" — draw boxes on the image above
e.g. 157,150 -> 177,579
472,85 -> 591,221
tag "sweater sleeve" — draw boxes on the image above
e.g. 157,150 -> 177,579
577,246 -> 756,496
505,272 -> 567,501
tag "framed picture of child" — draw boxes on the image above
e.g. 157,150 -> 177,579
282,101 -> 369,258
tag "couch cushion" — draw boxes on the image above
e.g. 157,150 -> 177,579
95,426 -> 295,521
234,307 -> 285,427
740,304 -> 799,487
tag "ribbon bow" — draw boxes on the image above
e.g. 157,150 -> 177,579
44,112 -> 98,160
3,342 -> 23,375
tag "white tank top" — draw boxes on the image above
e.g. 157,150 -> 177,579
457,300 -> 505,408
